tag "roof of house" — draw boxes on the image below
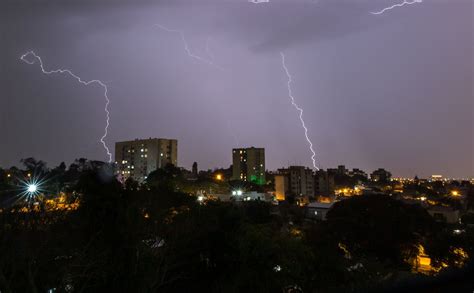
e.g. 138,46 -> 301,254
307,202 -> 335,209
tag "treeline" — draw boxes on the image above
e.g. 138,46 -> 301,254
0,160 -> 473,292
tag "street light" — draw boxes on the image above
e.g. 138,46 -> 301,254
27,184 -> 37,194
232,190 -> 243,196
18,175 -> 47,202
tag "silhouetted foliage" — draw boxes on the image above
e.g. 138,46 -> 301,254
326,194 -> 435,268
1,160 -> 473,292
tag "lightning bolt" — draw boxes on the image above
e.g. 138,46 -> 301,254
280,52 -> 319,170
249,0 -> 270,3
20,51 -> 112,163
371,0 -> 422,15
154,24 -> 224,71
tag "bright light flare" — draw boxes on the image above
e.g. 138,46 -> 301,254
19,51 -> 112,163
16,175 -> 49,202
232,190 -> 243,196
27,184 -> 37,193
451,190 -> 460,197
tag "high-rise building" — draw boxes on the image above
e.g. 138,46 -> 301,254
370,168 -> 392,182
274,166 -> 315,200
349,168 -> 368,179
289,166 -> 314,197
232,147 -> 265,185
274,174 -> 289,201
315,170 -> 335,196
115,138 -> 177,182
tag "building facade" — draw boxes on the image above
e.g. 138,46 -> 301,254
289,166 -> 315,197
232,147 -> 265,185
115,138 -> 177,182
315,170 -> 335,196
306,202 -> 335,221
370,168 -> 392,182
274,166 -> 315,200
274,174 -> 289,201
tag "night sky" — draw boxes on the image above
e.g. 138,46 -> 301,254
1,0 -> 472,178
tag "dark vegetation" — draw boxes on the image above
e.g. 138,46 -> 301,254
0,159 -> 473,292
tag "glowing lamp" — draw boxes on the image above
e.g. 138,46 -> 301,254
27,184 -> 37,193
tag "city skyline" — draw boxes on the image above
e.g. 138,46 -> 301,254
1,1 -> 473,291
1,0 -> 472,178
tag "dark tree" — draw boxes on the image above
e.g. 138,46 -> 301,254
326,194 -> 435,268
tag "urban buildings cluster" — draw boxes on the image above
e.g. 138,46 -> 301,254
113,138 -> 472,207
1,137 -> 473,280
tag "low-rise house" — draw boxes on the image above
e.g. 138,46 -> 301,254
427,206 -> 460,224
306,202 -> 335,221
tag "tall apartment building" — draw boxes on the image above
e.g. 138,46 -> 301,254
115,138 -> 177,182
232,147 -> 265,185
275,166 -> 315,200
274,174 -> 289,201
315,170 -> 335,196
289,166 -> 315,196
370,168 -> 392,182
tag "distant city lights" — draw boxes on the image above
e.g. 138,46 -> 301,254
232,190 -> 243,196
